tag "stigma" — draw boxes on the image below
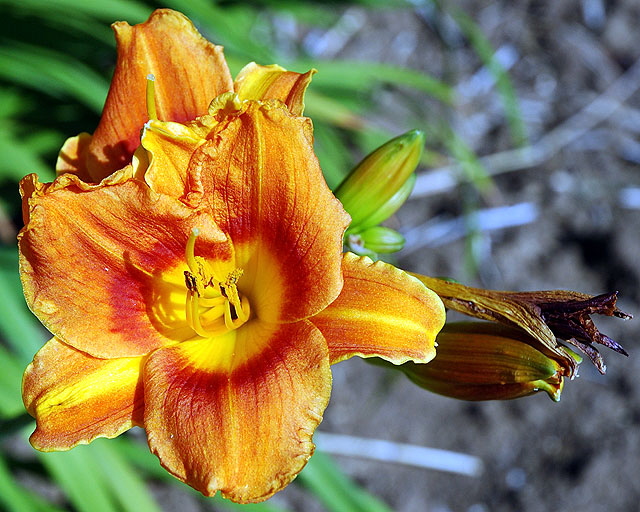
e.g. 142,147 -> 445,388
184,228 -> 250,338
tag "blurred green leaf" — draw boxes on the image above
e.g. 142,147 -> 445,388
38,447 -> 119,512
0,345 -> 24,418
86,439 -> 162,512
308,60 -> 453,104
0,130 -> 58,181
0,246 -> 48,363
1,0 -> 151,24
313,123 -> 352,190
0,45 -> 109,112
0,345 -> 24,419
0,451 -> 65,512
433,122 -> 493,193
161,0 -> 275,63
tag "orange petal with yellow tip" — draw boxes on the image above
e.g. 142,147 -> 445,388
18,170 -> 228,359
143,320 -> 331,503
234,63 -> 315,116
84,9 -> 233,182
23,338 -> 144,451
311,253 -> 446,365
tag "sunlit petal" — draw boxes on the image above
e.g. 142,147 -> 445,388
144,320 -> 330,502
311,253 -> 445,365
188,100 -> 350,322
55,133 -> 93,180
140,120 -> 205,204
19,171 -> 228,358
23,338 -> 144,451
235,63 -> 315,116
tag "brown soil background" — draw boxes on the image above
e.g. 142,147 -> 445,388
270,2 -> 640,511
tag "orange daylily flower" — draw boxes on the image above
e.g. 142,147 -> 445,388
20,9 -> 445,503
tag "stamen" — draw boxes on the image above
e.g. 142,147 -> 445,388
189,293 -> 228,338
146,74 -> 157,121
199,295 -> 226,308
183,229 -> 251,338
237,295 -> 251,322
220,269 -> 244,310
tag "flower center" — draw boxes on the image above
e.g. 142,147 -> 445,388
183,228 -> 251,337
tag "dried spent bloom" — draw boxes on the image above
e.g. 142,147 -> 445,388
385,322 -> 576,402
20,9 -> 445,503
412,274 -> 631,374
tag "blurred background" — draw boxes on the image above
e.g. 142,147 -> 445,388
1,0 -> 639,511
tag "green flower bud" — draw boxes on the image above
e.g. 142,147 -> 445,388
389,322 -> 574,401
356,172 -> 416,233
347,226 -> 405,255
335,130 -> 424,232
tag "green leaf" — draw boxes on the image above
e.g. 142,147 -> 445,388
307,60 -> 453,104
313,123 -> 352,190
0,451 -> 65,512
0,129 -> 57,181
0,246 -> 48,364
0,45 -> 109,113
0,345 -> 24,419
88,439 -> 162,512
38,447 -> 119,512
161,0 -> 275,63
433,123 -> 493,193
0,0 -> 151,24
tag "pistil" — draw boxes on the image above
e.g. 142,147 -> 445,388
146,73 -> 158,121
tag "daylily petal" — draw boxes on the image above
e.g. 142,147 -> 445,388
18,170 -> 229,358
144,99 -> 350,323
84,9 -> 233,182
139,120 -> 206,203
56,133 -> 93,180
234,63 -> 315,116
144,320 -> 330,502
311,253 -> 445,365
23,338 -> 144,451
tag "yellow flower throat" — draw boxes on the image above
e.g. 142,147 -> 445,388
184,228 -> 250,337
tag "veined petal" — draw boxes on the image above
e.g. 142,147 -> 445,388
23,338 -> 144,451
186,100 -> 350,323
234,63 -> 315,116
311,253 -> 446,365
85,9 -> 233,182
18,171 -> 229,358
144,320 -> 331,503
